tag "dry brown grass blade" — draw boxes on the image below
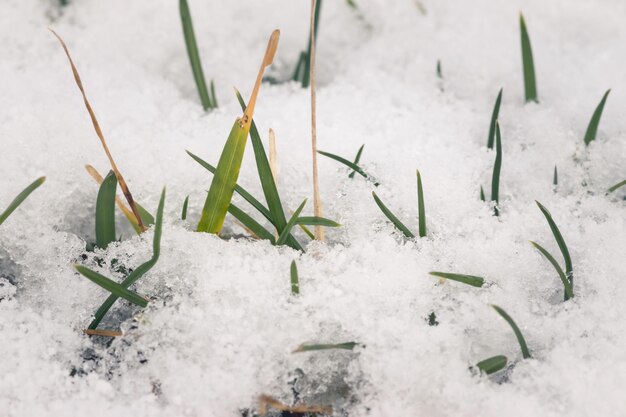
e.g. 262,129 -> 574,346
50,29 -> 146,232
83,329 -> 122,337
257,394 -> 332,416
85,164 -> 139,224
268,128 -> 278,181
309,0 -> 324,242
243,30 -> 280,127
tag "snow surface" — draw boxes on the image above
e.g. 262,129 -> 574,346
1,0 -> 625,416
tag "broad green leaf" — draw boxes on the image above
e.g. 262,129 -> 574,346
476,355 -> 507,375
372,192 -> 414,238
276,199 -> 307,245
487,88 -> 503,149
293,341 -> 357,353
290,260 -> 299,295
428,271 -> 484,287
318,150 -> 379,186
584,89 -> 610,146
75,265 -> 148,308
520,13 -> 538,103
491,122 -> 502,216
296,216 -> 340,227
535,201 -> 573,283
0,176 -> 45,226
491,305 -> 531,359
416,169 -> 426,237
95,171 -> 117,249
530,241 -> 573,301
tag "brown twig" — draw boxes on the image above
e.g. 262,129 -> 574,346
268,128 -> 278,181
50,29 -> 146,232
83,329 -> 122,337
257,394 -> 332,416
309,0 -> 324,241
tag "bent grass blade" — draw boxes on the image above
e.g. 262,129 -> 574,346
0,176 -> 45,226
584,89 -> 610,146
429,271 -> 484,287
492,304 -> 531,359
372,192 -> 414,238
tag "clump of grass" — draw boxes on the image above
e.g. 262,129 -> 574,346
520,13 -> 538,103
487,88 -> 503,149
0,177 -> 45,226
77,188 -> 166,334
491,304 -> 531,359
428,271 -> 484,287
179,0 -> 218,110
290,260 -> 300,295
51,30 -> 147,233
475,355 -> 508,375
293,342 -> 357,353
318,149 -> 379,186
292,0 -> 322,88
583,89 -> 610,146
530,201 -> 573,301
607,179 -> 626,194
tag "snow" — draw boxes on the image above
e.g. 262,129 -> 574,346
1,0 -> 625,416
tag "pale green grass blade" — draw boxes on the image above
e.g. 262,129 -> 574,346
491,122 -> 502,216
136,203 -> 154,227
584,89 -> 610,146
95,171 -> 117,249
290,260 -> 299,295
318,150 -> 379,186
88,188 -> 165,330
293,342 -> 357,353
296,217 -> 340,227
0,176 -> 45,226
349,144 -> 365,179
75,265 -> 148,308
181,195 -> 189,220
491,304 -> 531,359
179,0 -> 213,110
530,241 -> 573,300
487,88 -> 503,149
429,271 -> 484,287
276,199 -> 307,245
416,169 -> 426,237
535,201 -> 573,282
372,192 -> 414,238
520,13 -> 538,103
607,179 -> 626,193
476,355 -> 507,375
228,203 -> 276,243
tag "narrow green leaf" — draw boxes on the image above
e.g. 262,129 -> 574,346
290,260 -> 299,295
530,241 -> 573,300
293,341 -> 357,353
607,179 -> 626,194
416,169 -> 426,237
179,0 -> 213,110
475,355 -> 507,375
584,89 -> 610,146
491,122 -> 502,216
95,171 -> 117,249
75,265 -> 148,308
436,60 -> 442,79
299,0 -> 323,88
181,195 -> 189,220
136,202 -> 155,227
553,166 -> 558,186
292,51 -> 307,82
318,150 -> 379,186
210,79 -> 218,108
88,188 -> 166,329
491,304 -> 531,359
372,192 -> 414,238
228,203 -> 276,243
487,88 -> 503,149
480,186 -> 485,202
296,216 -> 340,227
535,201 -> 573,283
276,199 -> 307,245
520,13 -> 538,103
429,271 -> 484,287
298,223 -> 315,240
349,144 -> 365,179
0,176 -> 45,226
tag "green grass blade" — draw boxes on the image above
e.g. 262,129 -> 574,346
228,203 -> 276,243
487,88 -> 503,149
235,90 -> 304,252
179,0 -> 213,110
372,192 -> 414,238
349,144 -> 365,179
553,166 -> 558,186
491,305 -> 531,359
95,171 -> 117,249
298,223 -> 315,240
293,341 -> 357,353
292,51 -> 307,82
429,271 -> 484,287
520,13 -> 538,103
491,122 -> 502,216
476,355 -> 507,375
88,188 -> 165,329
318,150 -> 379,186
276,199 -> 307,245
530,241 -> 573,300
136,202 -> 154,227
480,186 -> 485,202
416,169 -> 426,237
0,176 -> 45,226
436,60 -> 442,79
607,179 -> 626,193
296,216 -> 340,227
535,201 -> 573,282
290,260 -> 299,295
299,0 -> 322,88
75,265 -> 148,308
584,89 -> 610,146
181,195 -> 189,220
210,79 -> 218,108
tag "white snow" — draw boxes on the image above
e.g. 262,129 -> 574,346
1,0 -> 625,416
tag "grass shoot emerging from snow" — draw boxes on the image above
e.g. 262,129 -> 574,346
0,176 -> 45,226
583,89 -> 610,146
475,355 -> 508,375
428,271 -> 485,287
318,149 -> 380,186
290,260 -> 299,295
491,122 -> 503,216
293,341 -> 357,353
372,191 -> 415,239
95,171 -> 118,249
492,304 -> 531,359
520,13 -> 538,103
487,88 -> 503,149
